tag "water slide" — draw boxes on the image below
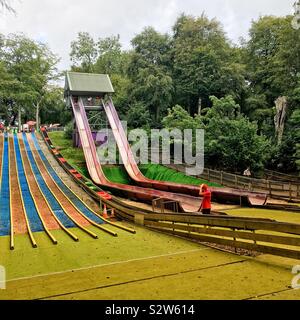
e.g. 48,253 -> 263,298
71,97 -> 205,212
102,98 -> 267,206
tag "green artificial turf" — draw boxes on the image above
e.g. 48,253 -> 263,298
0,224 -> 298,300
48,132 -> 219,187
140,163 -> 222,187
0,224 -> 201,282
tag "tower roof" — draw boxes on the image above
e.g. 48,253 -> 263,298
65,72 -> 114,96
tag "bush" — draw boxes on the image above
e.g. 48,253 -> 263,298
64,121 -> 73,140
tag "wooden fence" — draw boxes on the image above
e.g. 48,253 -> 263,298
264,169 -> 300,183
166,164 -> 300,202
118,210 -> 300,260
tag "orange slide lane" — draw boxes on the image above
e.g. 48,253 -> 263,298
26,135 -> 91,228
18,136 -> 60,231
8,135 -> 28,235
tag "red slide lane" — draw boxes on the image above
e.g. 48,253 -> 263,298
72,97 -> 203,212
102,98 -> 267,206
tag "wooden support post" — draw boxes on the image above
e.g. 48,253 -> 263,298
289,182 -> 292,202
99,198 -> 102,213
253,230 -> 256,245
233,228 -> 237,253
220,171 -> 223,185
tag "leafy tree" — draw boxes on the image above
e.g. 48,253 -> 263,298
94,35 -> 123,75
202,96 -> 270,172
110,73 -> 131,118
70,32 -> 98,72
128,27 -> 174,123
171,13 -> 246,114
0,33 -> 60,129
244,16 -> 300,130
126,102 -> 151,130
0,0 -> 15,13
271,107 -> 300,173
162,105 -> 199,131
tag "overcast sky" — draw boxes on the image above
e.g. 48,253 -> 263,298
0,0 -> 296,70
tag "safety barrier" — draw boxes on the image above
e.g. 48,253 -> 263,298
264,169 -> 300,183
120,211 -> 300,260
167,164 -> 300,201
152,198 -> 179,213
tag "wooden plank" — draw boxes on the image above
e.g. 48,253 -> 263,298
144,214 -> 300,235
144,221 -> 300,247
148,227 -> 300,260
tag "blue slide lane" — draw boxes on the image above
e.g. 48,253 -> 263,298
28,133 -> 104,225
13,134 -> 44,233
21,135 -> 76,229
0,134 -> 10,236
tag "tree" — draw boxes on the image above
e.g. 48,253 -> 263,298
0,0 -> 15,13
203,96 -> 270,172
70,32 -> 98,72
171,13 -> 246,115
127,27 -> 174,123
39,87 -> 70,125
162,105 -> 199,132
244,16 -> 300,132
0,33 -> 60,130
126,102 -> 151,130
272,107 -> 300,173
94,35 -> 123,75
163,96 -> 270,173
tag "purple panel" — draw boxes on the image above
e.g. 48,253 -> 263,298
74,131 -> 107,148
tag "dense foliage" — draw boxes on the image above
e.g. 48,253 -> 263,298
0,10 -> 299,175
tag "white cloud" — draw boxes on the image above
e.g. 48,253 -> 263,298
0,0 -> 296,70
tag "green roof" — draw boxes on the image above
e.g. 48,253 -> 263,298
65,72 -> 114,96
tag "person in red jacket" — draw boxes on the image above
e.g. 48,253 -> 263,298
199,184 -> 211,214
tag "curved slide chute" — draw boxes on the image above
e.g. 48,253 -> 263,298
102,98 -> 267,206
71,97 -> 204,212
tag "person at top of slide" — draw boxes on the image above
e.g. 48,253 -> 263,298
199,184 -> 211,215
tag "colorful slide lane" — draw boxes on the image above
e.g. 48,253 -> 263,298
13,134 -> 45,234
0,132 -> 122,249
0,134 -> 10,237
23,134 -> 116,235
72,97 -> 204,212
102,98 -> 267,207
8,135 -> 29,237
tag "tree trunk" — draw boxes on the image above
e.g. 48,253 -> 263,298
156,105 -> 160,122
274,96 -> 288,145
198,97 -> 202,115
36,102 -> 40,131
18,105 -> 21,132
